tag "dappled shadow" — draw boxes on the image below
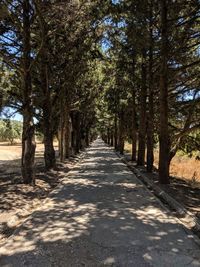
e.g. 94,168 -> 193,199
163,177 -> 200,216
0,139 -> 200,266
0,141 -> 90,243
0,148 -> 58,212
0,144 -> 68,240
131,164 -> 200,217
122,149 -> 200,217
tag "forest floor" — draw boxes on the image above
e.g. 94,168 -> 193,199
0,139 -> 200,266
124,143 -> 200,218
0,141 -> 84,243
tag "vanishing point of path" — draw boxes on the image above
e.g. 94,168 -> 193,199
0,139 -> 200,267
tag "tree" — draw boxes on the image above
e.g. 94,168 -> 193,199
158,0 -> 170,184
0,119 -> 22,144
98,0 -> 200,184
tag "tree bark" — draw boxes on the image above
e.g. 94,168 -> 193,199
131,89 -> 137,161
59,102 -> 70,161
64,105 -> 70,158
110,130 -> 114,146
146,1 -> 154,172
107,127 -> 111,145
59,111 -> 65,162
74,111 -> 81,153
131,55 -> 137,161
37,6 -> 56,170
59,91 -> 65,162
137,49 -> 147,166
85,128 -> 89,147
21,0 -> 36,184
41,50 -> 55,170
0,91 -> 3,113
118,110 -> 125,154
158,0 -> 170,184
114,114 -> 118,150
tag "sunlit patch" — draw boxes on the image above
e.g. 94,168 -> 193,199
148,236 -> 161,240
172,248 -> 179,252
0,201 -> 97,256
103,257 -> 115,264
177,239 -> 183,243
157,231 -> 168,236
143,253 -> 152,261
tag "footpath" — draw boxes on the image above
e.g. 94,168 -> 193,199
0,139 -> 200,266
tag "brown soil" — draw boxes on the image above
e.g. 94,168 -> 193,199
123,156 -> 200,219
124,143 -> 200,183
140,168 -> 200,216
0,142 -> 83,243
123,143 -> 200,218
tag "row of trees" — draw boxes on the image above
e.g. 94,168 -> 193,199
0,0 -> 109,184
1,0 -> 199,185
99,0 -> 200,184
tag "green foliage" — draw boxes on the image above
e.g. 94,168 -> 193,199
0,60 -> 16,113
179,131 -> 200,158
0,119 -> 22,144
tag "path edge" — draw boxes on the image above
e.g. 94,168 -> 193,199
115,150 -> 200,241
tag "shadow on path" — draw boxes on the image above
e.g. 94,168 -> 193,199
0,139 -> 200,266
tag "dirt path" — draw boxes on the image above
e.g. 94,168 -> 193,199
0,139 -> 200,266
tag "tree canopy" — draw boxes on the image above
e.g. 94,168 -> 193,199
0,0 -> 199,184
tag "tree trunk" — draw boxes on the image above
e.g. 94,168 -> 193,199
107,127 -> 111,145
59,113 -> 65,162
131,91 -> 137,161
41,50 -> 55,170
74,112 -> 81,153
158,0 -> 170,184
0,91 -> 2,113
71,130 -> 75,154
59,94 -> 65,162
114,114 -> 118,150
38,9 -> 56,170
146,3 -> 154,172
137,49 -> 147,166
110,130 -> 114,146
21,0 -> 36,184
85,129 -> 89,147
131,55 -> 137,162
43,116 -> 55,170
118,110 -> 125,154
64,106 -> 70,158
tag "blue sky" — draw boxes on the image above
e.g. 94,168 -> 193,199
0,108 -> 23,121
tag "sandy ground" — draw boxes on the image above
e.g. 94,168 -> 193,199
122,144 -> 200,217
0,139 -> 199,266
124,143 -> 200,184
0,141 -> 81,243
0,142 -> 48,173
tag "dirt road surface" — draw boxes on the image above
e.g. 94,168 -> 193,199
0,139 -> 200,266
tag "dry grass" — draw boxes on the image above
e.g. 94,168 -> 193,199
0,141 -> 58,174
0,142 -> 43,175
124,142 -> 200,183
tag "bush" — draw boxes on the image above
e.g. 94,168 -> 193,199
0,119 -> 22,144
